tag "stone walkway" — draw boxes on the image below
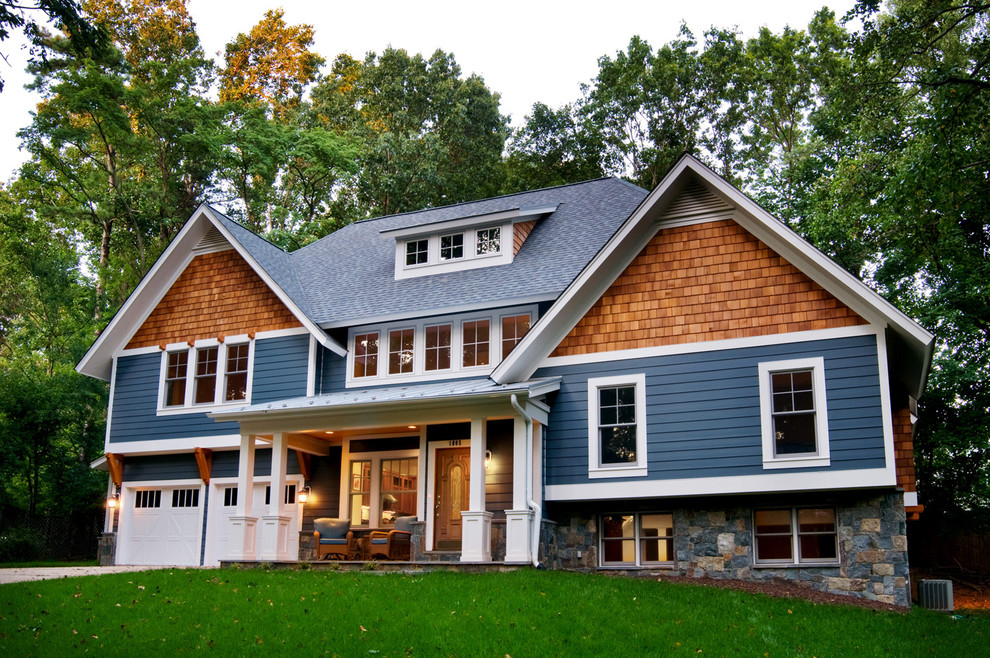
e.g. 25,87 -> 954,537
0,565 -> 187,585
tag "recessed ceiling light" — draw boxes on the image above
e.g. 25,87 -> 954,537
325,431 -> 334,435
408,425 -> 417,430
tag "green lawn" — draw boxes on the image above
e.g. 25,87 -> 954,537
0,568 -> 983,656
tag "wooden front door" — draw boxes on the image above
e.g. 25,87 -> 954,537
434,447 -> 470,550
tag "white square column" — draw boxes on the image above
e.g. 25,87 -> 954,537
505,415 -> 533,563
461,418 -> 492,563
228,433 -> 257,561
259,431 -> 292,561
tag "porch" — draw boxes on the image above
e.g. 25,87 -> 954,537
208,377 -> 558,567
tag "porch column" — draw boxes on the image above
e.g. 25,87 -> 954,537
505,415 -> 533,563
228,433 -> 257,561
461,418 -> 492,562
258,431 -> 292,561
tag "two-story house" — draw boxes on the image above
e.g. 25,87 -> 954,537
79,154 -> 931,606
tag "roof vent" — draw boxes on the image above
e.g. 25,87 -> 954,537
661,180 -> 733,225
918,579 -> 953,611
193,226 -> 231,254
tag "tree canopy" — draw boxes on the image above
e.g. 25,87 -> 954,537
1,0 -> 986,532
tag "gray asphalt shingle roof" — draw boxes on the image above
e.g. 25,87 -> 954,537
213,178 -> 648,328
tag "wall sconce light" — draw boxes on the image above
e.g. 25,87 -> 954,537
485,450 -> 492,470
107,493 -> 120,509
298,486 -> 312,504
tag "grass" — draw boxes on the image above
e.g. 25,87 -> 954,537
0,568 -> 985,656
0,560 -> 99,568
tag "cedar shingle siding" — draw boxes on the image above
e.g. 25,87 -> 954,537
126,249 -> 301,349
552,219 -> 867,356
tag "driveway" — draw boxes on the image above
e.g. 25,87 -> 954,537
0,565 -> 187,585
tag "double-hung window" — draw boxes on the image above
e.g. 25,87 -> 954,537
425,324 -> 451,371
600,513 -> 674,567
462,319 -> 490,368
353,332 -> 379,378
159,339 -> 252,411
388,328 -> 415,375
500,314 -> 530,359
587,374 -> 648,478
758,357 -> 830,468
754,508 -> 838,565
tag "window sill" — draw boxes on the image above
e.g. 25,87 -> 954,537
752,561 -> 840,569
588,465 -> 647,479
762,456 -> 830,470
157,401 -> 250,416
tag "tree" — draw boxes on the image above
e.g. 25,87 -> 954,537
218,8 -> 323,115
312,48 -> 509,218
0,0 -> 107,92
503,102 -> 608,193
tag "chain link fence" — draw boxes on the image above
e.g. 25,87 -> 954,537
0,511 -> 104,562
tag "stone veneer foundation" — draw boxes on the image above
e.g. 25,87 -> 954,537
547,490 -> 910,606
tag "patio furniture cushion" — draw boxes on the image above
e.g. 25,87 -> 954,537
394,516 -> 417,533
314,517 -> 349,540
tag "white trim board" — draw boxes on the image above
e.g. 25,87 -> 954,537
539,325 -> 880,369
544,466 -> 897,502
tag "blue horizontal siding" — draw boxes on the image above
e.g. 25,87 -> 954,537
120,450 -> 301,482
212,448 -> 302,478
252,334 -> 310,404
109,353 -> 240,443
537,334 -> 887,486
317,345 -> 348,395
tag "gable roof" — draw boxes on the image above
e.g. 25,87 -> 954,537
75,205 -> 345,381
492,154 -> 934,399
288,177 -> 647,327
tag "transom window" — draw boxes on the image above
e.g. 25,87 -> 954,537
223,486 -> 238,507
406,239 -> 428,266
172,488 -> 200,508
346,307 -> 534,386
135,490 -> 161,508
388,328 -> 415,375
476,227 -> 501,255
758,358 -> 830,469
587,374 -> 648,478
159,339 -> 253,411
440,233 -> 464,260
754,508 -> 838,565
601,513 -> 674,567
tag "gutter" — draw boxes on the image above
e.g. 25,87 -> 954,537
510,394 -> 541,568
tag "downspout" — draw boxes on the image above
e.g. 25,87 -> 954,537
510,394 -> 541,568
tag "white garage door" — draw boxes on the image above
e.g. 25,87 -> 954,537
120,486 -> 203,566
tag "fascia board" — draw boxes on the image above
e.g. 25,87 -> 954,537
491,158 -> 694,384
197,207 -> 346,357
75,204 -> 217,381
380,204 -> 558,239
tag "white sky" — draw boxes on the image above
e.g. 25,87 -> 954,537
0,0 -> 857,182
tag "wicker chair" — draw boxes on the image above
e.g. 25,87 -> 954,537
314,518 -> 355,560
368,515 -> 416,560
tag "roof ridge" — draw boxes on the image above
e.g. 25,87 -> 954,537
351,177 -> 624,226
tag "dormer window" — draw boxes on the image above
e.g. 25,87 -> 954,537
385,204 -> 558,280
440,233 -> 464,260
406,239 -> 428,266
476,227 -> 500,255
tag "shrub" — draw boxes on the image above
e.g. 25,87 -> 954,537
0,527 -> 45,562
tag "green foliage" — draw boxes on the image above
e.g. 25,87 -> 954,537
0,527 -> 44,562
0,569 -> 986,655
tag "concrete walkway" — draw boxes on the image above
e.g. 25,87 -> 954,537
0,565 -> 189,585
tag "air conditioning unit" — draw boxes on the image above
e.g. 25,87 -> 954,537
918,579 -> 954,611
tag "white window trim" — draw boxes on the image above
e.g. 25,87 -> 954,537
156,335 -> 254,415
345,306 -> 536,387
599,512 -> 674,568
587,373 -> 648,478
753,507 -> 840,567
394,222 -> 513,280
757,357 -> 830,469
